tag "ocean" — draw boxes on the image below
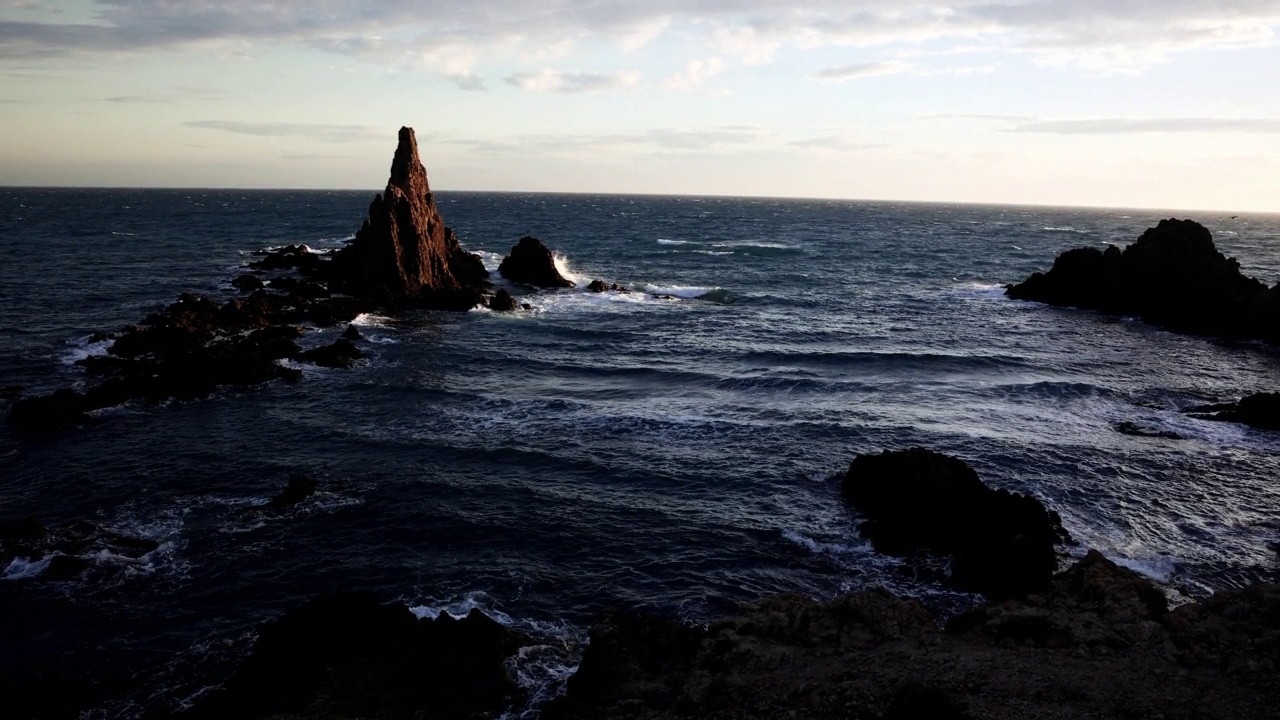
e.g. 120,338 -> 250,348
2,188 -> 1279,717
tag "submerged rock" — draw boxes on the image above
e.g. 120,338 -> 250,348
298,338 -> 363,369
499,236 -> 575,288
341,323 -> 363,341
331,127 -> 488,308
1007,219 -> 1280,343
1114,421 -> 1184,439
231,273 -> 265,292
1185,391 -> 1280,431
268,474 -> 319,510
841,448 -> 1069,598
180,592 -> 530,720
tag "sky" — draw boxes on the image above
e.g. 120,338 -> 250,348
1,1 -> 1279,211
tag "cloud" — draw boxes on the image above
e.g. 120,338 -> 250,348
448,125 -> 770,155
0,1 -> 1277,75
184,120 -> 383,143
1008,117 -> 1280,134
449,73 -> 488,92
813,60 -> 911,82
790,135 -> 886,153
666,57 -> 725,90
504,68 -> 639,93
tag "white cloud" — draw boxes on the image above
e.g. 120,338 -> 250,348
184,120 -> 384,143
0,1 -> 1278,75
504,68 -> 640,93
813,60 -> 911,82
1009,117 -> 1280,134
666,57 -> 725,90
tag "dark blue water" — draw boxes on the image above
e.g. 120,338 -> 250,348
3,189 -> 1280,717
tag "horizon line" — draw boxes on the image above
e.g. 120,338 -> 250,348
2,184 -> 1276,217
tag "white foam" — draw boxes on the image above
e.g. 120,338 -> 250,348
642,284 -> 719,299
1,556 -> 51,581
1042,226 -> 1087,234
783,529 -> 868,556
62,335 -> 114,366
553,254 -> 586,285
1108,554 -> 1179,584
657,238 -> 691,245
351,312 -> 394,328
693,250 -> 734,256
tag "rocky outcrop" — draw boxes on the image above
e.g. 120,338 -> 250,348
587,279 -> 626,293
499,236 -> 575,288
179,592 -> 530,720
1007,219 -> 1280,343
544,554 -> 1279,720
331,127 -> 488,308
841,448 -> 1069,598
6,127 -> 500,431
487,288 -> 518,312
1185,391 -> 1280,431
1,517 -> 160,582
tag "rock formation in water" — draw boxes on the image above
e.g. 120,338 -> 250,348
543,551 -> 1279,720
179,592 -> 530,720
841,448 -> 1070,598
1185,391 -> 1280,431
331,127 -> 488,308
1007,219 -> 1280,343
5,127 -> 506,431
499,236 -> 575,288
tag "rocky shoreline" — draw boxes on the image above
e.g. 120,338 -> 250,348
147,449 -> 1278,720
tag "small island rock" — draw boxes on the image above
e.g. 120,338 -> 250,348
498,236 -> 575,288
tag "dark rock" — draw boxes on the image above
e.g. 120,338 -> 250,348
542,609 -> 704,720
41,554 -> 91,582
269,474 -> 318,510
231,274 -> 265,292
841,448 -> 1069,598
266,276 -> 330,299
586,279 -> 626,293
947,550 -> 1168,649
545,554 -> 1279,720
1008,219 -> 1280,343
250,244 -> 326,275
330,127 -> 485,309
884,683 -> 972,720
341,324 -> 362,341
487,288 -> 518,312
1114,421 -> 1184,439
499,236 -> 575,288
1,517 -> 48,565
298,338 -> 362,369
1186,391 -> 1280,430
180,592 -> 530,720
8,389 -> 91,430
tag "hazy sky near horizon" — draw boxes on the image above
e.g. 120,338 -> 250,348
2,1 -> 1279,211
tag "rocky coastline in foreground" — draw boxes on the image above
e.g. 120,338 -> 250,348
152,449 -> 1278,720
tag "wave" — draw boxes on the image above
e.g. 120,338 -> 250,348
1,556 -> 52,581
1042,227 -> 1089,234
656,239 -> 691,245
62,334 -> 115,366
553,254 -> 586,285
642,285 -> 732,303
782,529 -> 868,557
741,349 -> 1032,373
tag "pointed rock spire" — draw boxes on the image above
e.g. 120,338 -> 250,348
334,127 -> 487,308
